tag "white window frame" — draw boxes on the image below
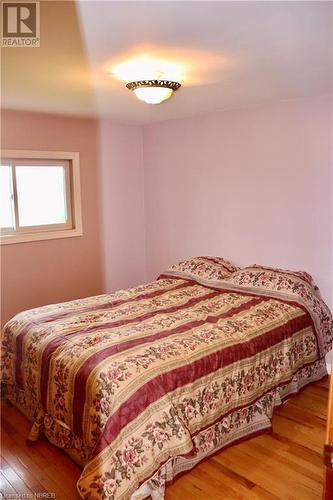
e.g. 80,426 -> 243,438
0,150 -> 83,245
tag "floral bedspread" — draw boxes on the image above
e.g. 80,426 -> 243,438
1,262 -> 332,499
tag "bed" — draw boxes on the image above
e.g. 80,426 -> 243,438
1,256 -> 332,500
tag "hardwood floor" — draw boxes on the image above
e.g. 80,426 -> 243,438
0,377 -> 329,500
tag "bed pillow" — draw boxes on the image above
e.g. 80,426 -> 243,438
162,256 -> 239,281
251,264 -> 318,290
224,264 -> 319,296
220,264 -> 332,357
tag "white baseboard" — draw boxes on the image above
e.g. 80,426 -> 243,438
325,351 -> 332,374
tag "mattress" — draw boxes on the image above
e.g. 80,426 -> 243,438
1,259 -> 332,499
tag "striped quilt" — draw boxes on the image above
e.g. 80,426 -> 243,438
1,260 -> 332,499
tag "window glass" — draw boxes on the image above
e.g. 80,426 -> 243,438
16,166 -> 68,227
0,166 -> 15,229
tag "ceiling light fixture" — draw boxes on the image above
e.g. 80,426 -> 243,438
126,80 -> 181,104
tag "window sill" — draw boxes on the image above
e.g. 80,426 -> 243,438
0,228 -> 83,245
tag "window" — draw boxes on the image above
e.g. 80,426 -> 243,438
0,150 -> 82,244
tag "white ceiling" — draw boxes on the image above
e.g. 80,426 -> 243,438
3,1 -> 332,124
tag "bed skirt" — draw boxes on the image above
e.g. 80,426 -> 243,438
2,357 -> 327,500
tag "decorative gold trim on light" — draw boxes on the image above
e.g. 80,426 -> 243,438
126,80 -> 181,104
126,80 -> 181,92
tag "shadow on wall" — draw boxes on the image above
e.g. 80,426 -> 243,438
2,1 -> 98,117
1,111 -> 146,327
1,2 -> 146,326
1,110 -> 104,326
1,1 -> 103,326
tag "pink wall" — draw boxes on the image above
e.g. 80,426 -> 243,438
99,119 -> 145,292
2,95 -> 332,325
143,95 -> 333,307
1,110 -> 145,325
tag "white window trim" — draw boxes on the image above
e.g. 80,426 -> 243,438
0,150 -> 83,245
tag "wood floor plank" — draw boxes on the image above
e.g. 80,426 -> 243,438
272,414 -> 325,454
238,441 -> 323,496
214,445 -> 318,500
255,434 -> 323,479
280,392 -> 328,421
1,377 -> 328,499
1,457 -> 34,495
1,408 -> 81,499
249,486 -> 280,500
0,470 -> 18,496
275,401 -> 327,427
1,430 -> 74,499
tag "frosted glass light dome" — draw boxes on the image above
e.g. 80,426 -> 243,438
126,80 -> 181,105
134,86 -> 173,104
